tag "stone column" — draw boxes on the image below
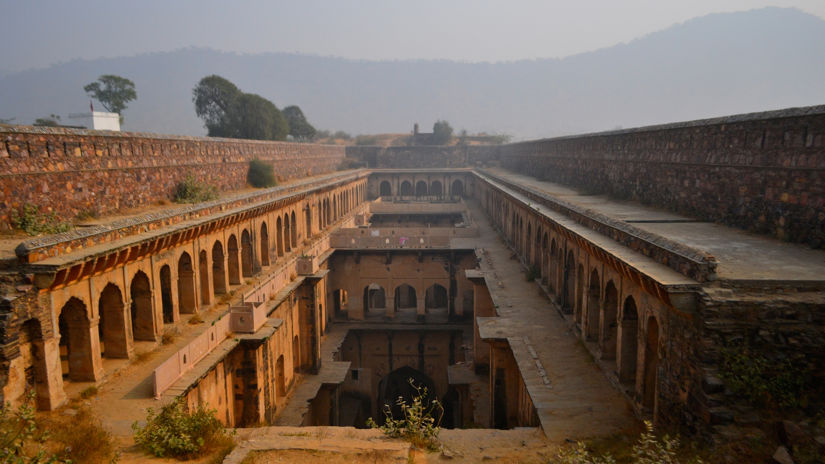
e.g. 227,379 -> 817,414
36,338 -> 66,410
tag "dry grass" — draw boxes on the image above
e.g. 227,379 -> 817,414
42,407 -> 118,464
162,329 -> 178,345
79,385 -> 98,399
189,313 -> 204,324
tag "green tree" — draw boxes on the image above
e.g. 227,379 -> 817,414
231,93 -> 289,141
83,75 -> 137,123
282,105 -> 316,141
432,120 -> 453,145
33,114 -> 61,127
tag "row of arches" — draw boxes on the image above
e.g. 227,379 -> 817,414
483,187 -> 662,413
332,283 -> 449,318
378,179 -> 464,198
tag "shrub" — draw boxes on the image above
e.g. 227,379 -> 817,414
173,175 -> 219,203
10,204 -> 72,236
132,398 -> 233,459
367,379 -> 443,451
0,392 -> 71,464
79,385 -> 98,399
247,159 -> 277,188
720,342 -> 810,410
43,406 -> 117,464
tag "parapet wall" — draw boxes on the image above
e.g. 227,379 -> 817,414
498,106 -> 825,248
346,145 -> 499,168
0,126 -> 347,229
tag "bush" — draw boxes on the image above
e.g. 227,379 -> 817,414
10,204 -> 72,236
557,421 -> 702,464
42,406 -> 117,464
720,342 -> 810,410
367,379 -> 443,451
0,392 -> 71,464
173,175 -> 219,203
247,159 -> 277,188
132,398 -> 233,459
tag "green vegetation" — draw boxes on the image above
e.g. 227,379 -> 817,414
10,204 -> 71,236
283,105 -> 316,141
173,175 -> 219,203
367,379 -> 443,451
720,342 -> 811,410
247,159 -> 277,188
132,398 -> 234,459
33,114 -> 61,127
193,75 -> 292,141
0,393 -> 70,463
79,385 -> 98,399
84,74 -> 137,123
432,120 -> 453,145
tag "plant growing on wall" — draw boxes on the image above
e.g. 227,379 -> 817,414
172,175 -> 219,203
247,159 -> 277,188
132,398 -> 234,458
366,378 -> 444,451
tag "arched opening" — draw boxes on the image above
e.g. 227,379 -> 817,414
130,271 -> 155,340
362,284 -> 386,315
326,198 -> 332,224
276,217 -> 284,257
451,179 -> 464,197
98,283 -> 129,359
240,230 -> 253,277
58,298 -> 95,381
283,215 -> 292,252
378,180 -> 392,197
332,196 -> 338,220
276,355 -> 286,398
377,366 -> 437,425
20,319 -> 49,409
430,180 -> 443,197
178,252 -> 197,315
526,223 -> 532,266
212,241 -> 227,294
199,249 -> 210,305
562,250 -> 576,314
541,233 -> 549,282
601,281 -> 619,361
160,265 -> 174,322
293,335 -> 301,372
619,296 -> 639,384
415,180 -> 428,197
260,222 -> 270,267
576,264 -> 584,327
394,284 -> 417,312
227,235 -> 241,285
305,208 -> 312,238
548,239 -> 557,293
643,316 -> 659,411
585,270 -> 600,339
332,289 -> 348,318
400,181 -> 413,196
425,284 -> 448,313
290,211 -> 298,248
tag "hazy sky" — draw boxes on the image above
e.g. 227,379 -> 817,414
2,0 -> 824,72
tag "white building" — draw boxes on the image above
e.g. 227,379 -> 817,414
67,111 -> 121,131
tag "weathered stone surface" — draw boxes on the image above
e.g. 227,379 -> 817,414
772,445 -> 794,464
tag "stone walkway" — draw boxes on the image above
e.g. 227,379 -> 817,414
457,199 -> 638,441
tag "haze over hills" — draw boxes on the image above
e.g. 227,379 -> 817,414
1,7 -> 824,140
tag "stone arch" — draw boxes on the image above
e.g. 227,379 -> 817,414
363,283 -> 387,315
618,296 -> 638,384
642,316 -> 659,411
98,283 -> 130,359
58,298 -> 96,381
199,249 -> 210,305
430,180 -> 443,197
451,179 -> 464,197
562,250 -> 576,314
394,284 -> 417,312
584,269 -> 600,338
130,271 -> 155,340
240,230 -> 253,277
600,281 -> 619,361
178,252 -> 197,315
227,235 -> 241,285
159,265 -> 174,322
400,180 -> 413,196
212,241 -> 227,294
425,283 -> 448,313
293,335 -> 301,373
260,222 -> 270,267
332,289 -> 348,318
541,232 -> 549,281
276,354 -> 286,398
276,216 -> 284,257
290,211 -> 298,248
305,207 -> 312,238
332,196 -> 338,220
377,366 -> 436,423
526,223 -> 532,267
415,180 -> 428,197
548,239 -> 558,293
283,215 -> 292,253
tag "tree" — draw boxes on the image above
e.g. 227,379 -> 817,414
33,114 -> 61,127
432,120 -> 453,145
282,105 -> 316,141
84,75 -> 137,123
192,75 -> 289,141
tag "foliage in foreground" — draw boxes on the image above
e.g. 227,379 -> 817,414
132,398 -> 233,459
367,379 -> 443,451
11,204 -> 71,236
173,175 -> 219,204
555,421 -> 702,464
0,392 -> 69,464
247,159 -> 277,188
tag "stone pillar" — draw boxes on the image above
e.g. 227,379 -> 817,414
68,319 -> 104,382
36,338 -> 66,410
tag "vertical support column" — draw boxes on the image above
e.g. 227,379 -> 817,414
35,337 -> 66,410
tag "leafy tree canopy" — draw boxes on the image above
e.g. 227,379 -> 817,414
192,75 -> 290,141
432,120 -> 453,145
84,75 -> 137,121
283,105 -> 316,141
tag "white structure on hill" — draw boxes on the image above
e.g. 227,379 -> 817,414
68,111 -> 120,131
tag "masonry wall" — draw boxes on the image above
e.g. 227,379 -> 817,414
498,106 -> 825,248
0,125 -> 347,229
346,145 -> 499,169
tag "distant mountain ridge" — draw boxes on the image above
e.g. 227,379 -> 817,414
1,7 -> 823,140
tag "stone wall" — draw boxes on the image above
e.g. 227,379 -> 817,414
0,125 -> 347,229
498,106 -> 825,248
346,145 -> 499,169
